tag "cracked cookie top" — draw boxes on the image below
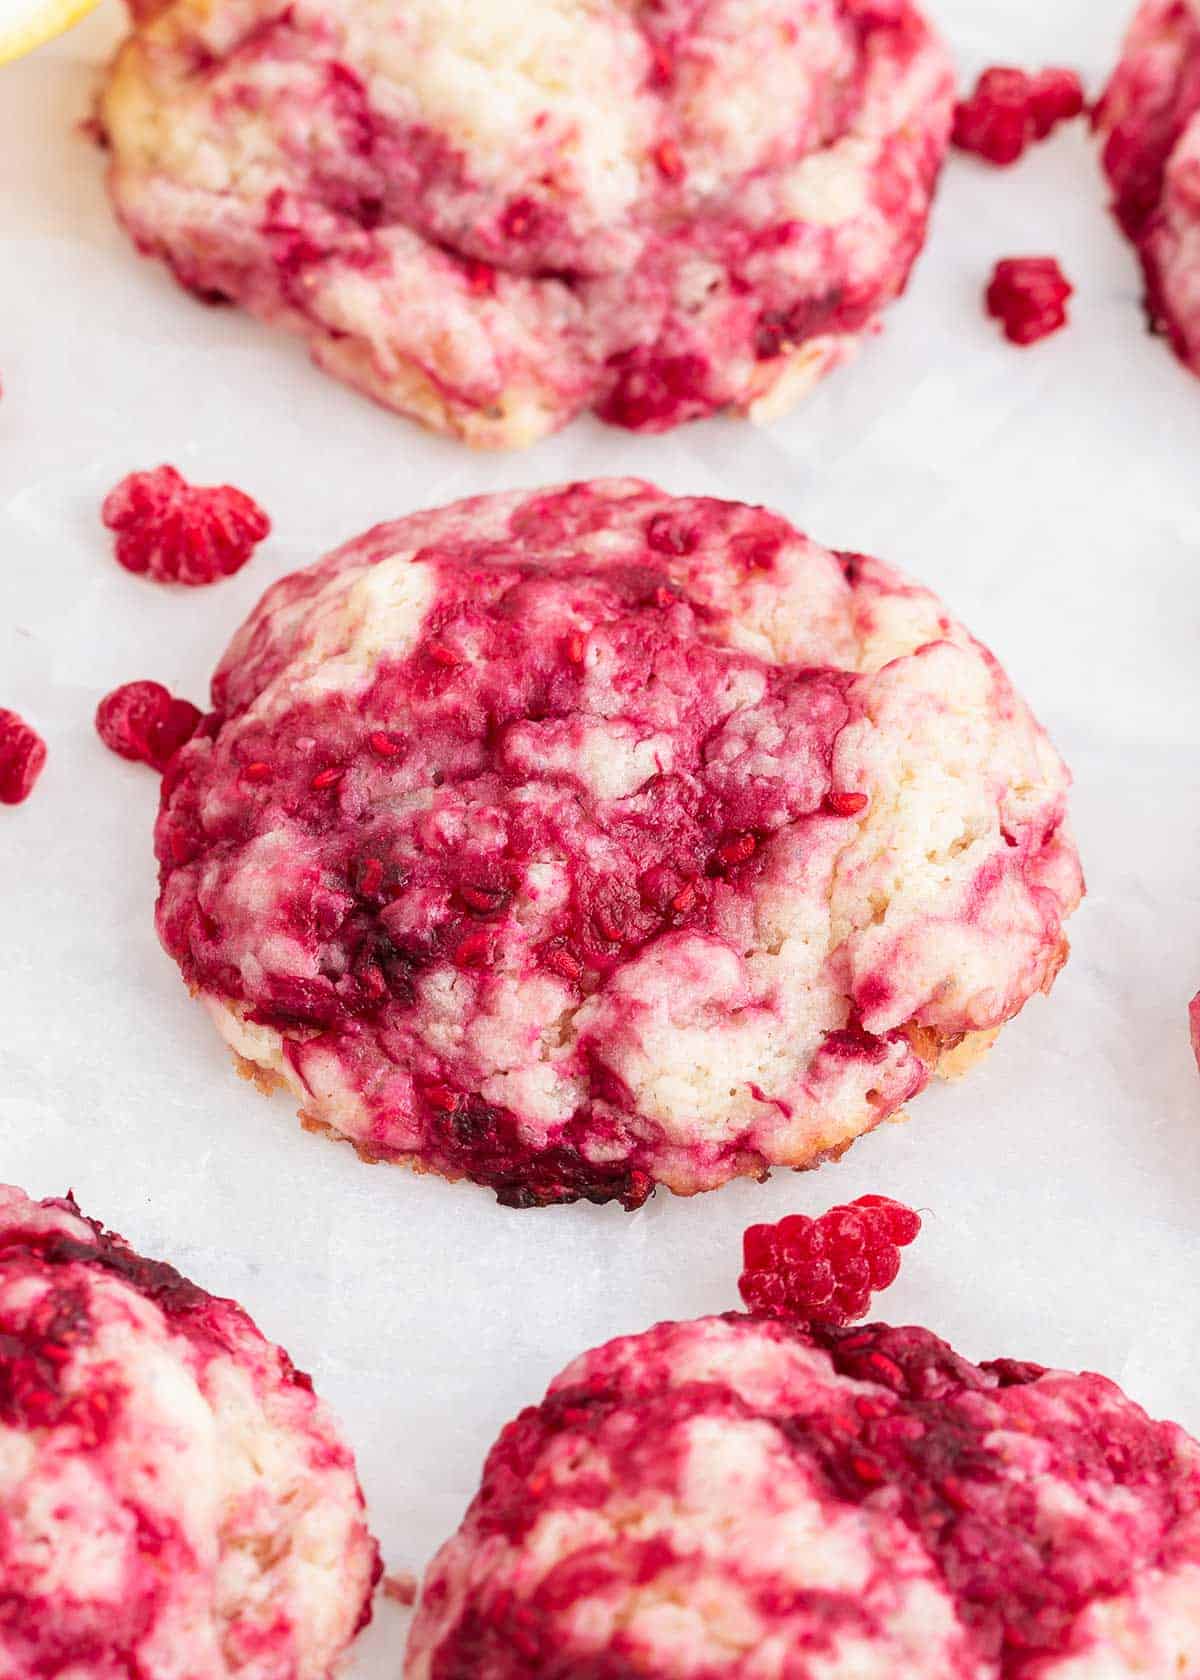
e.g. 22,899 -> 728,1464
406,1312 -> 1200,1680
155,480 -> 1081,1206
0,1184 -> 378,1679
1097,0 -> 1200,376
101,0 -> 953,445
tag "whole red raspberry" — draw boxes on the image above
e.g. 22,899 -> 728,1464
101,465 -> 271,586
0,709 -> 47,805
953,66 -> 1086,166
95,681 -> 203,773
739,1195 -> 921,1325
986,257 -> 1074,346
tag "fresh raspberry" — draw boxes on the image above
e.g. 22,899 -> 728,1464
739,1194 -> 921,1324
0,709 -> 47,806
986,257 -> 1074,346
95,681 -> 203,773
101,464 -> 270,586
953,65 -> 1085,165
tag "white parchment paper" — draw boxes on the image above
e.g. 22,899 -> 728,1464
2,1 -> 1200,1670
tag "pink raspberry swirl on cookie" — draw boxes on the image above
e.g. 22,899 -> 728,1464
100,0 -> 954,447
1097,0 -> 1200,377
406,1311 -> 1200,1680
0,1184 -> 378,1679
154,481 -> 1082,1208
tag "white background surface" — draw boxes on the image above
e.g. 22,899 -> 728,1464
2,0 -> 1200,1669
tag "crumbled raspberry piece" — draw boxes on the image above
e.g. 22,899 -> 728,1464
455,929 -> 493,969
645,514 -> 698,555
101,464 -> 270,586
425,640 -> 459,669
953,67 -> 1033,165
953,65 -> 1086,165
599,350 -> 711,431
648,42 -> 673,87
463,259 -> 496,296
716,832 -> 757,867
739,1195 -> 921,1324
669,879 -> 698,914
826,790 -> 869,817
544,944 -> 584,982
95,681 -> 203,773
359,857 -> 384,896
0,709 -> 47,805
986,257 -> 1073,346
653,139 -> 685,182
501,197 -> 536,240
1028,68 -> 1086,140
458,883 -> 509,915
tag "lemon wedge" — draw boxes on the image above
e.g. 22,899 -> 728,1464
0,0 -> 101,63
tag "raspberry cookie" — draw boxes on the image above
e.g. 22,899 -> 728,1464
406,1308 -> 1200,1680
99,0 -> 954,447
0,1184 -> 378,1678
154,481 -> 1082,1208
1097,0 -> 1200,378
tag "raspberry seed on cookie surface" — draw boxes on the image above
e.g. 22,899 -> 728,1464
1097,0 -> 1200,380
